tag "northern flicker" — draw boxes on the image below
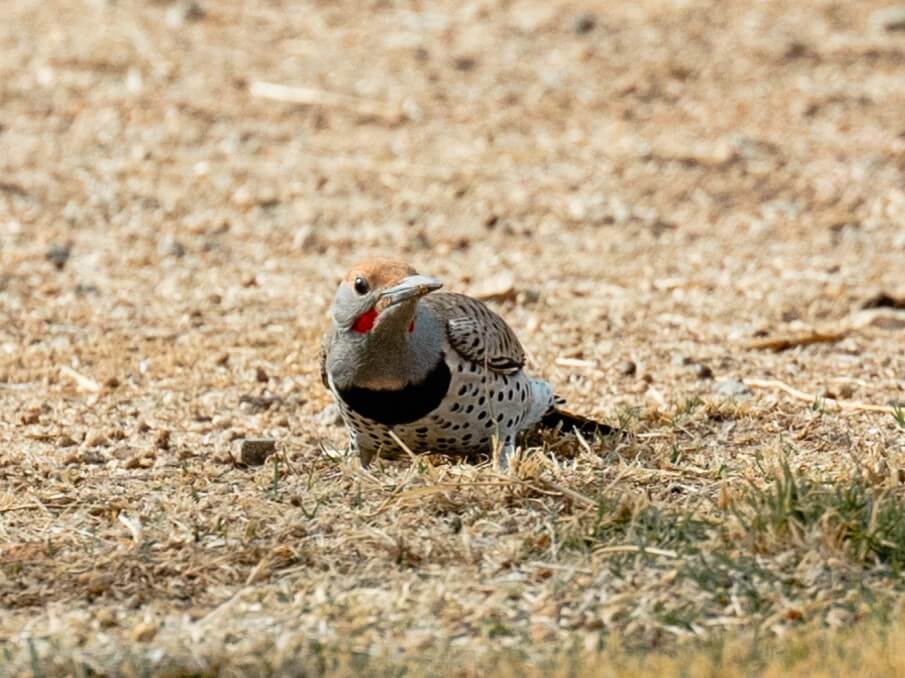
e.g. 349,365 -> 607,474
320,258 -> 611,469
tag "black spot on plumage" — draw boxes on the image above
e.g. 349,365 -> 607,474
497,391 -> 504,402
465,404 -> 474,414
458,384 -> 468,396
338,358 -> 451,427
478,396 -> 486,406
477,411 -> 487,420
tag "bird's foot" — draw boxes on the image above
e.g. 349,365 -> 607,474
493,438 -> 517,473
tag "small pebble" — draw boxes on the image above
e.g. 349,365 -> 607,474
45,243 -> 71,270
573,12 -> 597,35
212,415 -> 232,430
837,383 -> 854,399
238,438 -> 276,466
255,366 -> 269,383
84,429 -> 108,448
155,429 -> 171,450
96,608 -> 117,628
472,271 -> 517,303
872,6 -> 905,32
616,360 -> 637,377
164,239 -> 186,258
519,289 -> 541,305
166,0 -> 204,27
125,449 -> 154,469
67,448 -> 107,465
112,445 -> 138,461
239,394 -> 281,412
82,573 -> 114,595
130,622 -> 157,643
715,379 -> 751,398
694,364 -> 714,380
452,55 -> 477,71
671,354 -> 693,367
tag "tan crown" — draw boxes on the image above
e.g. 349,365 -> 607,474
343,258 -> 418,291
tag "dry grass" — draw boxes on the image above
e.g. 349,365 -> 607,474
2,0 -> 905,674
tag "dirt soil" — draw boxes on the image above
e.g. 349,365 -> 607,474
1,0 -> 905,674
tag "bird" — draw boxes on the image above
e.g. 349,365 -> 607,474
320,258 -> 613,469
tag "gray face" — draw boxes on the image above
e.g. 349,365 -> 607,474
331,274 -> 443,335
326,273 -> 444,391
331,281 -> 379,331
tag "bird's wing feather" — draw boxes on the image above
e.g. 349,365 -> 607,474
425,293 -> 526,374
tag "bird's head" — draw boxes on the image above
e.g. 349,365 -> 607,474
331,258 -> 442,339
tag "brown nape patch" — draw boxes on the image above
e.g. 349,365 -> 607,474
344,258 -> 418,291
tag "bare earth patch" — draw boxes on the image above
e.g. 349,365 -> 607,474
1,0 -> 904,674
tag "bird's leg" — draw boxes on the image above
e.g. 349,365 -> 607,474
358,449 -> 375,468
348,432 -> 374,468
494,436 -> 517,472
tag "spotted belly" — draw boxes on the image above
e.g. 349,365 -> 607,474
331,352 -> 540,458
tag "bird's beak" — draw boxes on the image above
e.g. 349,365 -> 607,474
379,275 -> 443,307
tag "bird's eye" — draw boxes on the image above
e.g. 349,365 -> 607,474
353,276 -> 369,295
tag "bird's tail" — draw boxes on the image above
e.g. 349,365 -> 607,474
540,402 -> 617,438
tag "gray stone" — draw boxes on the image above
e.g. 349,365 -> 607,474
238,438 -> 276,466
616,360 -> 637,377
715,379 -> 751,398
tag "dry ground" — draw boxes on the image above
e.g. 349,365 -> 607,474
2,0 -> 905,674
